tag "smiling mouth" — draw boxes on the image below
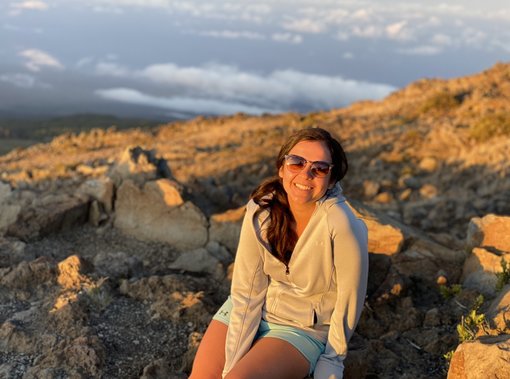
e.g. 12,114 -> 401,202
294,183 -> 312,190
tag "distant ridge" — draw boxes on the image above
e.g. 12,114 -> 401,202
0,114 -> 170,155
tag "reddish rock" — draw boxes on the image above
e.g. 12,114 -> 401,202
448,335 -> 510,379
466,214 -> 510,253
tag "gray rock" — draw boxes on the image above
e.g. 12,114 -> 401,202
114,179 -> 208,251
77,177 -> 114,213
109,146 -> 172,186
6,193 -> 90,239
461,247 -> 510,295
206,240 -> 233,265
209,206 -> 245,254
169,248 -> 222,278
93,251 -> 143,279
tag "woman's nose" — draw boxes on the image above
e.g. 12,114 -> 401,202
298,163 -> 314,179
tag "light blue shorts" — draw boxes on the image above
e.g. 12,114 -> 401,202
213,297 -> 325,374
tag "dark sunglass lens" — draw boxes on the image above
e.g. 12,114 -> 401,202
286,155 -> 306,171
312,163 -> 331,177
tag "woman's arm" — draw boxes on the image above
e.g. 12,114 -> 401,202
223,201 -> 269,377
314,202 -> 369,379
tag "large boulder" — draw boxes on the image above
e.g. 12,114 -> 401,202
486,285 -> 510,332
393,239 -> 465,284
461,247 -> 510,295
209,206 -> 245,254
169,248 -> 224,280
447,335 -> 510,379
466,214 -> 510,253
77,177 -> 115,213
114,179 -> 208,251
347,200 -> 404,255
6,193 -> 90,240
348,199 -> 465,284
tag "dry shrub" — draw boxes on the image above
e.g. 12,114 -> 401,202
419,91 -> 462,114
469,112 -> 510,142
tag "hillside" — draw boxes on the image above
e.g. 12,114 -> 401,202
0,62 -> 509,378
0,114 -> 166,156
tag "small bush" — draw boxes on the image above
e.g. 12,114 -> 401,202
439,284 -> 462,299
496,258 -> 510,291
456,295 -> 488,343
469,113 -> 510,142
419,91 -> 461,114
443,350 -> 455,363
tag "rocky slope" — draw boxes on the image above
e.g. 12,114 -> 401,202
0,62 -> 509,378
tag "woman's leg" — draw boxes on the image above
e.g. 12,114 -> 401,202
224,337 -> 310,379
189,320 -> 228,379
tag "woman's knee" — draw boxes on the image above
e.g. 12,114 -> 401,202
189,371 -> 221,379
190,320 -> 227,378
224,371 -> 250,379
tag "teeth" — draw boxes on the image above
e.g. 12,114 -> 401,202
295,183 -> 312,190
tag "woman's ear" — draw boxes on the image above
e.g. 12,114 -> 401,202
278,166 -> 284,179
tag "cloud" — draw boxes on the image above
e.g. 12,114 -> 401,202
282,18 -> 324,34
430,33 -> 452,46
352,25 -> 381,38
75,56 -> 95,69
9,0 -> 48,15
95,88 -> 274,115
19,49 -> 64,72
94,62 -> 396,115
0,73 -> 36,88
95,62 -> 129,76
86,0 -> 271,22
397,45 -> 443,56
272,33 -> 303,44
461,27 -> 487,47
11,0 -> 48,10
198,30 -> 265,40
386,21 -> 411,40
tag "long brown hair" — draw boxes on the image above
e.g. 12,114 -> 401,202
251,127 -> 348,265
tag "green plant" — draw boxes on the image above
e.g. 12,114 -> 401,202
84,278 -> 112,312
469,112 -> 510,142
456,295 -> 488,343
496,258 -> 510,291
419,91 -> 461,114
443,350 -> 455,363
439,284 -> 462,299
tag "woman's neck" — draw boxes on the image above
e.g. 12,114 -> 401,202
290,203 -> 316,237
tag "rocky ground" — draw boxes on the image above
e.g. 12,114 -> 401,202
1,63 -> 510,378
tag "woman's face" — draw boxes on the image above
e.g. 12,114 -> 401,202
278,140 -> 333,213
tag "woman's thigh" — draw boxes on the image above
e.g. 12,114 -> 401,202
224,337 -> 309,379
189,320 -> 228,379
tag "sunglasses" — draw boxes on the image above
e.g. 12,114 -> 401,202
283,154 -> 334,178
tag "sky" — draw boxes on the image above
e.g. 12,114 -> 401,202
1,0 -> 509,119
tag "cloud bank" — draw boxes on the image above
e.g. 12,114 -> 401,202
94,62 -> 396,115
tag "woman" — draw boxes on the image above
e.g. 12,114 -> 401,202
190,128 -> 368,379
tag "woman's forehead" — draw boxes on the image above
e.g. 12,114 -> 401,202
288,140 -> 332,161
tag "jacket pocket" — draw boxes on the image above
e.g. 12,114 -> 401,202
315,291 -> 336,325
272,293 -> 314,327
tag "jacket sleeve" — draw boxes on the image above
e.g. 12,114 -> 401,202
222,200 -> 269,377
314,202 -> 368,379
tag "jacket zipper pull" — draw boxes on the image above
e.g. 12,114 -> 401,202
285,265 -> 290,275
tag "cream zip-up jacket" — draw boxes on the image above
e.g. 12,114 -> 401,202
222,184 -> 368,379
